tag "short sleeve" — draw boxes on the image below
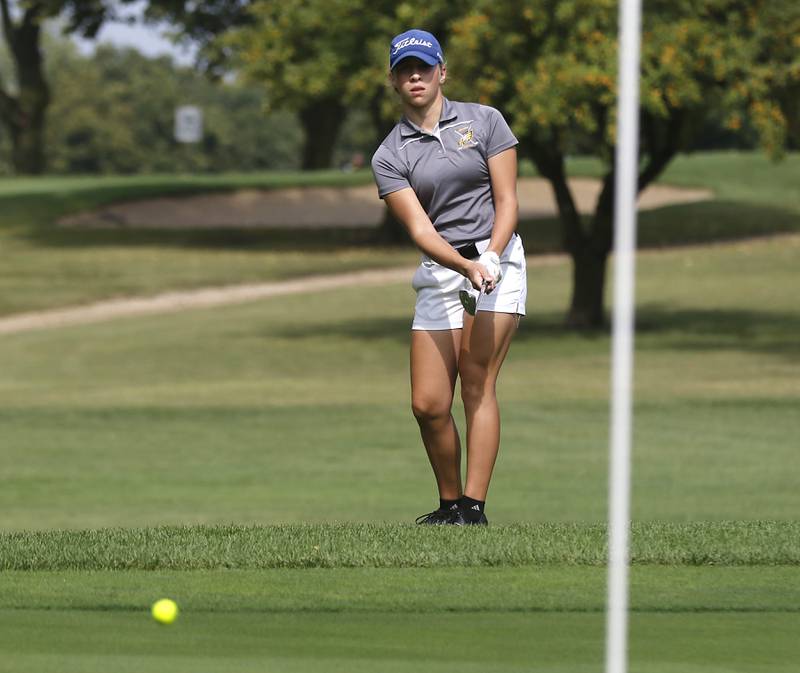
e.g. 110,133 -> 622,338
484,107 -> 518,158
371,145 -> 410,199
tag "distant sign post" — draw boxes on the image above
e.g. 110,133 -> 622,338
174,106 -> 203,144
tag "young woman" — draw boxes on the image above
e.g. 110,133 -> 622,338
371,29 -> 527,525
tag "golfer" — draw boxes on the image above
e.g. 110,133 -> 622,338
371,29 -> 526,525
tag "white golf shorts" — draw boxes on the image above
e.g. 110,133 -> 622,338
411,233 -> 527,331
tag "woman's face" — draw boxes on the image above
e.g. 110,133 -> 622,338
390,57 -> 445,108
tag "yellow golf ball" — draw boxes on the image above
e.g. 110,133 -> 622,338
151,598 -> 179,625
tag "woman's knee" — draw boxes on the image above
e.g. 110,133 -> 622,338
411,396 -> 452,425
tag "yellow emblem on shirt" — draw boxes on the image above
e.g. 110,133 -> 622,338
455,125 -> 479,150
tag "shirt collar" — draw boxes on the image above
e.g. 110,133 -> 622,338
399,98 -> 458,137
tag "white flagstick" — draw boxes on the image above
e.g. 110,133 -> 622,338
606,1 -> 642,673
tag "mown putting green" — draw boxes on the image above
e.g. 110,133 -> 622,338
2,609 -> 796,673
1,565 -> 798,673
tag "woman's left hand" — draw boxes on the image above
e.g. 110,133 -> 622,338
477,251 -> 502,292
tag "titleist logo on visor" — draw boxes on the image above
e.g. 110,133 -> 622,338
392,37 -> 433,54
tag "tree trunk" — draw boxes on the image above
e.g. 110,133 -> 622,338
566,243 -> 608,328
0,0 -> 50,175
298,98 -> 346,170
565,174 -> 615,329
520,112 -> 685,329
9,90 -> 47,173
522,138 -> 611,329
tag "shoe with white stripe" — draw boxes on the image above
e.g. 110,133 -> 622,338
450,508 -> 489,526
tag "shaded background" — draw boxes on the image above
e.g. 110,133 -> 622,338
0,0 -> 798,529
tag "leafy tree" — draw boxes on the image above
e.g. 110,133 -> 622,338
0,0 -> 127,173
445,0 -> 800,327
149,0 -> 473,241
43,38 -> 301,174
0,21 -> 301,174
1,0 -> 52,173
141,0 -> 254,78
223,0 -> 466,173
0,38 -> 10,173
223,0 -> 382,170
0,0 -> 259,173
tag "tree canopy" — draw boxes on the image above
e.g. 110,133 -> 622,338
444,0 -> 800,326
225,0 -> 473,169
3,0 -> 798,328
0,0 -> 140,172
223,0 -> 383,169
0,0 -> 256,173
1,32 -> 303,175
73,0 -> 798,325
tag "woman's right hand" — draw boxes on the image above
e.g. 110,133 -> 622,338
465,261 -> 491,292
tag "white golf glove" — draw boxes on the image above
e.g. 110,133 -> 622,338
478,251 -> 502,287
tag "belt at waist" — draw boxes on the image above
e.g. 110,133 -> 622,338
455,241 -> 481,259
455,233 -> 516,259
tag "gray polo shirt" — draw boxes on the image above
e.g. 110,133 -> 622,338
371,98 -> 518,246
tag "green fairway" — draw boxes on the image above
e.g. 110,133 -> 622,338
0,170 -> 416,316
0,152 -> 797,315
0,169 -> 372,199
560,151 -> 800,214
1,566 -> 798,673
2,157 -> 799,671
1,236 -> 798,528
0,228 -> 798,671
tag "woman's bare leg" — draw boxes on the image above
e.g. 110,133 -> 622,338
410,329 -> 463,500
458,312 -> 519,501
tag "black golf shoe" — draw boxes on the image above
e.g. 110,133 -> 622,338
450,508 -> 489,526
415,508 -> 458,525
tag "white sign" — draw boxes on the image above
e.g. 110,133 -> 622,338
174,106 -> 203,143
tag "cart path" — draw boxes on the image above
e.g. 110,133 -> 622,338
0,256 -> 574,336
3,233 -> 797,336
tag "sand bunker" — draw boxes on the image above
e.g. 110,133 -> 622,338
60,178 -> 712,229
